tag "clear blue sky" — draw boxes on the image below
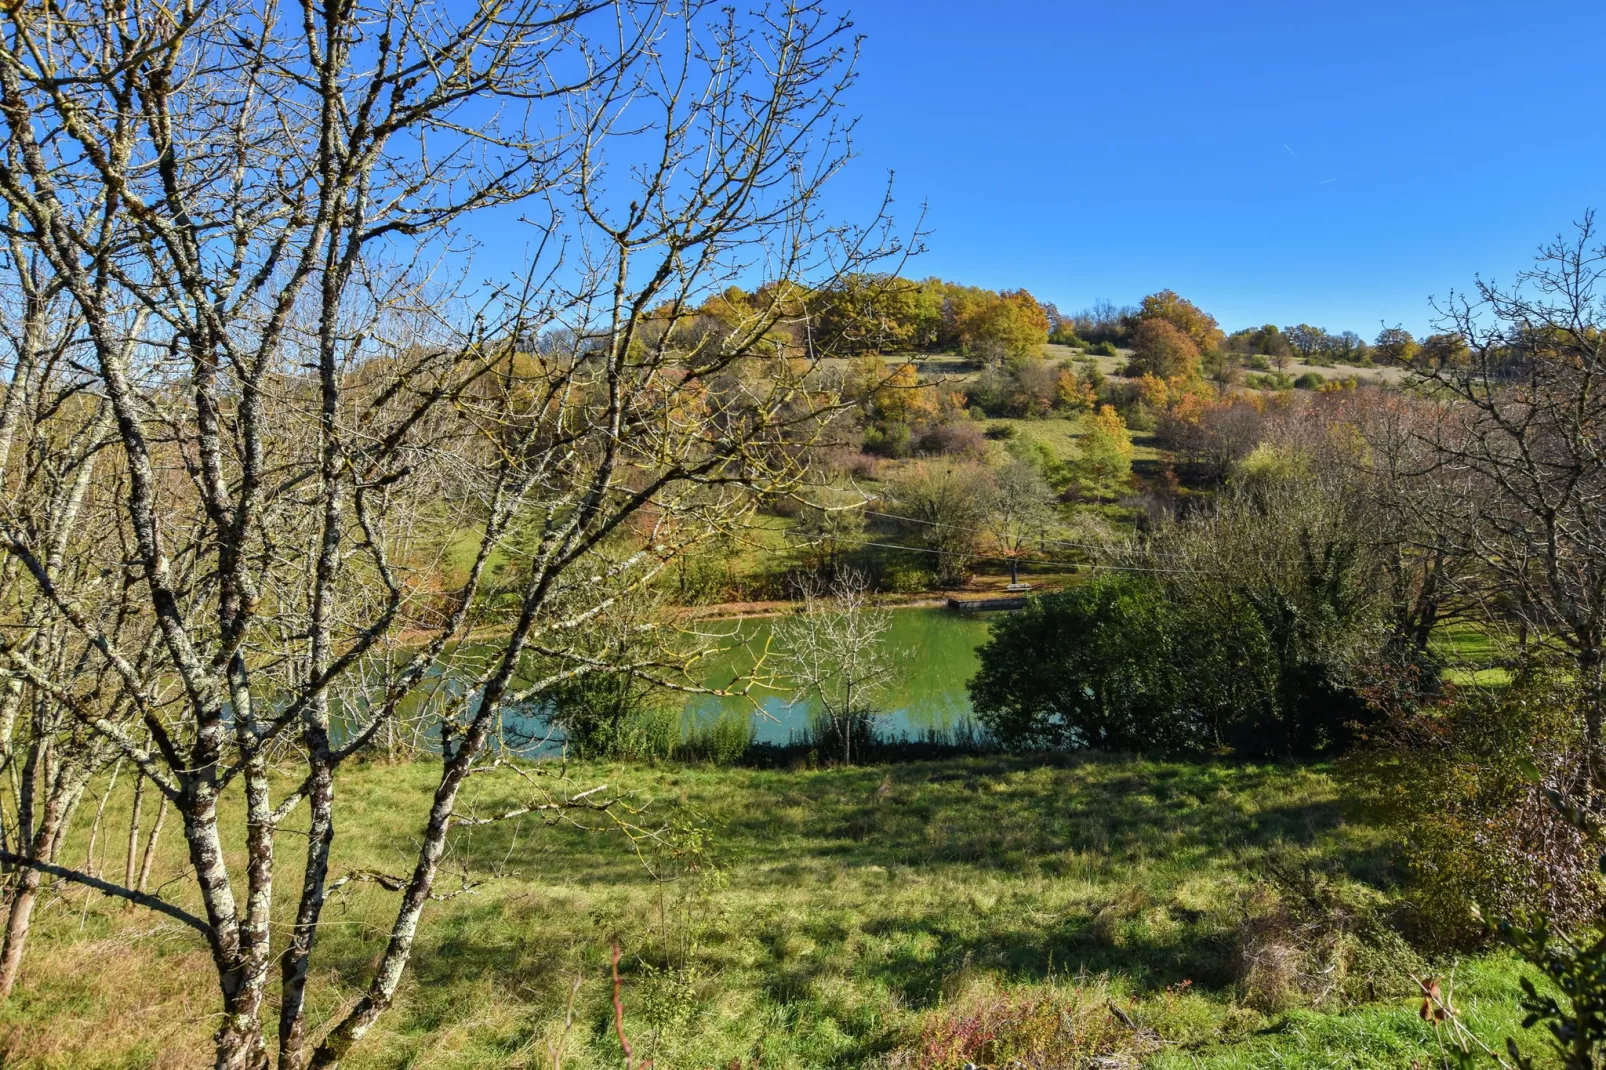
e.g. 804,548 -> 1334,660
827,0 -> 1606,336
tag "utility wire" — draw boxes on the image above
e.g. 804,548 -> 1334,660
855,506 -> 1338,569
842,537 -> 1203,576
860,507 -> 1196,562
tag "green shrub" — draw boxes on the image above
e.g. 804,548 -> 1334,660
1496,908 -> 1606,1069
546,671 -> 679,760
1049,326 -> 1087,349
881,563 -> 935,593
863,419 -> 912,457
1294,371 -> 1325,389
967,576 -> 1197,751
1091,340 -> 1119,357
667,549 -> 729,605
1246,371 -> 1294,390
971,484 -> 1381,757
1122,399 -> 1157,432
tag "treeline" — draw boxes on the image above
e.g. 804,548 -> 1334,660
804,275 -> 1446,374
807,275 -> 1049,360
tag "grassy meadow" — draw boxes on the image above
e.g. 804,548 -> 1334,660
1,754 -> 1546,1069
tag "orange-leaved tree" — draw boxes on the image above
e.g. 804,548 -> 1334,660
1138,289 -> 1225,353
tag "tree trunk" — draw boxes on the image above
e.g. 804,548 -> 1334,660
136,796 -> 168,894
82,759 -> 121,878
1582,647 -> 1606,803
214,1009 -> 271,1070
0,769 -> 81,1001
278,759 -> 334,1070
124,770 -> 145,892
0,867 -> 41,1000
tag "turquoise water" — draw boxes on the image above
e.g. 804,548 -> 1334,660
680,607 -> 997,743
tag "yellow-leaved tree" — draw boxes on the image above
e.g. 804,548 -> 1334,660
1081,404 -> 1134,493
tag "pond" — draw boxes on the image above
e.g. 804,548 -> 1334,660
680,606 -> 997,744
383,606 -> 1001,754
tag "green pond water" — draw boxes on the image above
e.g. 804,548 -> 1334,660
402,606 -> 999,752
679,607 -> 998,744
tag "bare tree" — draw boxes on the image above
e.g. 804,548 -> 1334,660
1335,391 -> 1481,682
0,251 -> 154,1000
986,459 -> 1053,586
0,2 -> 904,1067
772,569 -> 902,763
1414,213 -> 1606,790
888,462 -> 992,587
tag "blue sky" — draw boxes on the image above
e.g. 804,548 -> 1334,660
825,0 -> 1606,336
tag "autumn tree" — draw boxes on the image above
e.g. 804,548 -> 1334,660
1137,290 -> 1225,353
1127,318 -> 1202,380
908,277 -> 950,348
958,288 -> 1050,363
889,463 -> 993,586
811,274 -> 921,356
1373,325 -> 1420,364
1080,405 -> 1134,493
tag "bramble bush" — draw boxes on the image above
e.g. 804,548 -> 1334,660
1345,669 -> 1603,951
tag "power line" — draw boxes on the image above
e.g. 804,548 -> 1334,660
857,506 -> 1329,569
857,506 -> 1199,564
844,537 -> 1203,576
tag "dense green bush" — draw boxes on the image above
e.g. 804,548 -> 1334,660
667,547 -> 731,605
968,571 -> 1373,757
967,576 -> 1197,751
1294,371 -> 1325,389
863,419 -> 913,457
966,354 -> 1062,418
1049,323 -> 1087,348
881,562 -> 935,593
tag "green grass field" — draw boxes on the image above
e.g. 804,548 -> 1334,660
1433,621 -> 1518,686
1,754 -> 1546,1068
